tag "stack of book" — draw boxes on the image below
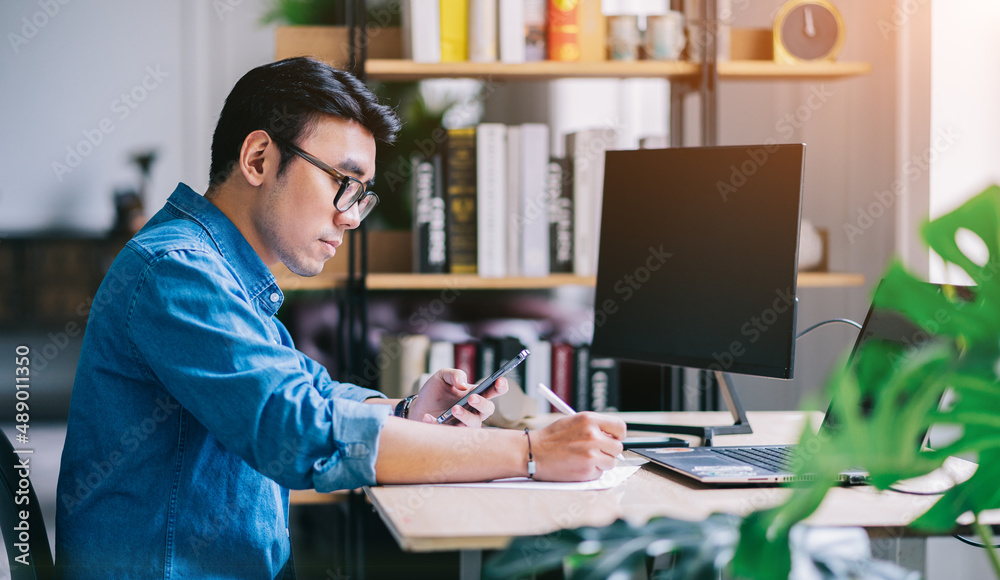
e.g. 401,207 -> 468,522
402,0 -> 607,64
378,332 -> 620,415
412,124 -> 620,277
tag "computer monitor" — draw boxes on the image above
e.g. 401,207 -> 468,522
591,144 -> 805,379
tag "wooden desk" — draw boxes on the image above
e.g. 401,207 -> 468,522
364,411 -> 999,557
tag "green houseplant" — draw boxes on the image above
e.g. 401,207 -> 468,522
483,185 -> 1000,579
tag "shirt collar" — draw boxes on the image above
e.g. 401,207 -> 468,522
164,183 -> 283,313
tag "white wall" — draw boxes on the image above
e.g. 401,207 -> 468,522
0,0 -> 277,235
928,1 -> 1000,283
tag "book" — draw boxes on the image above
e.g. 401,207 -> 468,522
379,334 -> 431,399
445,127 -> 478,274
573,342 -> 590,412
546,157 -> 573,273
476,123 -> 508,278
524,0 -> 547,61
499,0 -> 526,63
566,127 -> 619,276
454,341 -> 478,382
440,0 -> 469,62
547,0 -> 580,61
577,0 -> 606,62
412,153 -> 448,273
524,339 -> 552,415
495,336 -> 528,391
428,340 -> 456,373
476,337 -> 500,382
588,357 -> 620,412
517,123 -> 550,277
505,125 -> 522,277
402,0 -> 442,63
468,0 -> 498,62
550,342 -> 575,413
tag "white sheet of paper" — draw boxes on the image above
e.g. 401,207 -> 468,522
418,458 -> 644,491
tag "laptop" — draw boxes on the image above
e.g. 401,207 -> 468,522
632,282 -> 969,485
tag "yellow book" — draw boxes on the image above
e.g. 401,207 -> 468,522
440,0 -> 469,62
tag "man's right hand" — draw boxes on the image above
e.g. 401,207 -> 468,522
530,412 -> 626,481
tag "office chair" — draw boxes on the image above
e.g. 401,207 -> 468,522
0,428 -> 53,580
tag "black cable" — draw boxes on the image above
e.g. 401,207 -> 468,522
952,534 -> 1000,549
797,318 -> 862,339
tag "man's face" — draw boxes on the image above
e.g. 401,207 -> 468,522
256,115 -> 376,277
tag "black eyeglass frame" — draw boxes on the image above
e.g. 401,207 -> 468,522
276,139 -> 380,220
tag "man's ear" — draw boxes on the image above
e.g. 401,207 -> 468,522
238,130 -> 277,187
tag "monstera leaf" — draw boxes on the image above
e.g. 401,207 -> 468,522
734,185 -> 1000,579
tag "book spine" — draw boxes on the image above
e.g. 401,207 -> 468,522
405,0 -> 442,62
468,0 -> 498,62
525,339 -> 552,415
524,0 -> 547,62
495,336 -> 527,391
413,154 -> 448,273
550,342 -> 574,413
454,341 -> 478,382
505,125 -> 522,277
477,337 -> 499,381
499,0 -> 526,63
547,157 -> 573,273
588,357 -> 619,412
476,123 -> 507,278
428,340 -> 456,373
519,123 -> 550,277
573,343 -> 590,412
566,131 -> 595,276
445,127 -> 478,274
440,0 -> 469,62
577,0 -> 606,62
547,0 -> 580,61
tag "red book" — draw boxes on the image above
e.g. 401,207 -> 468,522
454,342 -> 478,383
550,342 -> 575,412
547,0 -> 580,61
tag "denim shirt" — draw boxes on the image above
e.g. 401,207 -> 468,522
55,183 -> 390,578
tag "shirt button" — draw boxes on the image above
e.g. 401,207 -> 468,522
269,292 -> 279,303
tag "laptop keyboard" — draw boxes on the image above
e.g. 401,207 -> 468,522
712,446 -> 795,473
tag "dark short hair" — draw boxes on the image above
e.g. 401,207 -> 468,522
208,57 -> 401,188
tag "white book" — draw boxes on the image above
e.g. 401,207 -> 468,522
468,0 -> 498,62
499,0 -> 526,63
505,125 -> 522,277
476,123 -> 508,278
402,0 -> 442,63
524,339 -> 551,416
427,340 -> 456,373
380,334 -> 431,398
518,123 -> 550,277
566,127 -> 620,276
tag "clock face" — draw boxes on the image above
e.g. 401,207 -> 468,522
780,2 -> 841,61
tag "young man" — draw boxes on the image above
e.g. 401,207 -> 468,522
55,57 -> 625,578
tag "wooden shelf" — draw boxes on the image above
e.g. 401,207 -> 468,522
361,59 -> 870,82
718,60 -> 872,81
276,271 -> 863,291
365,59 -> 700,81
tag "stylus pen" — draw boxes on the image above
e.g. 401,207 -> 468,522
537,383 -> 625,459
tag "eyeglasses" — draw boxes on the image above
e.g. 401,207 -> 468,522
280,140 -> 380,221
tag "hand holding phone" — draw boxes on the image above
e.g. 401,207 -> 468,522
436,349 -> 529,425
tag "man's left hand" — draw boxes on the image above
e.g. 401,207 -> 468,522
408,369 -> 508,427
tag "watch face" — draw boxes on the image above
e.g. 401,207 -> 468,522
781,3 -> 841,60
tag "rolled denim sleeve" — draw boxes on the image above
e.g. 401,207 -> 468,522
129,249 -> 390,491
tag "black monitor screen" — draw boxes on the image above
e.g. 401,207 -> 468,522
590,144 -> 805,379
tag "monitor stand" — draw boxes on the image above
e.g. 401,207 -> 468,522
625,370 -> 752,447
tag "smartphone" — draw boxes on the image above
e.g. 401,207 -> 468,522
436,348 -> 530,425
